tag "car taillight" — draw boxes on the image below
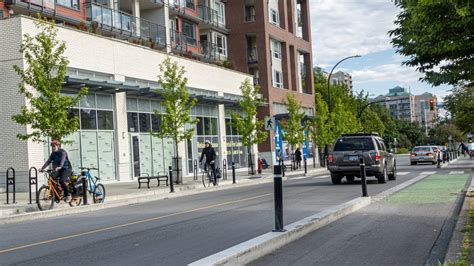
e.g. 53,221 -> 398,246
375,151 -> 381,162
411,153 -> 416,157
427,153 -> 433,156
328,155 -> 334,163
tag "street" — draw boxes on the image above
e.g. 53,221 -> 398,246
0,155 -> 471,265
253,156 -> 473,265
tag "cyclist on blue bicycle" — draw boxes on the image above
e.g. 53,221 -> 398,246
40,140 -> 73,203
200,140 -> 217,178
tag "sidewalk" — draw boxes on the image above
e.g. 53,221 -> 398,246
0,162 -> 328,223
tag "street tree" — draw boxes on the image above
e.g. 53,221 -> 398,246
152,57 -> 197,180
444,86 -> 474,134
12,16 -> 87,143
280,93 -> 306,154
389,1 -> 474,86
231,79 -> 268,174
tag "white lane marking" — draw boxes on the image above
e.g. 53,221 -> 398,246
449,171 -> 464,175
421,171 -> 436,175
292,176 -> 309,180
397,172 -> 410,176
314,175 -> 329,179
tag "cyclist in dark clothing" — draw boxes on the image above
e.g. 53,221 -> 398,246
40,140 -> 73,203
200,140 -> 217,176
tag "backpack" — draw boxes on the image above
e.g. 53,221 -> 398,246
215,167 -> 222,179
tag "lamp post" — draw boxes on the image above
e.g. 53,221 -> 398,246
327,55 -> 361,113
323,55 -> 361,162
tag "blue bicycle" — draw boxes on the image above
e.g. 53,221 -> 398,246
79,167 -> 106,203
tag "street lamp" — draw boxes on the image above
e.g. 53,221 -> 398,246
327,55 -> 361,113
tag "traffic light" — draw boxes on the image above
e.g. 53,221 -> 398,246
429,98 -> 435,111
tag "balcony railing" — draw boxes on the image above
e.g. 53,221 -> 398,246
169,29 -> 189,53
200,40 -> 226,60
5,0 -> 55,13
86,2 -> 166,47
245,15 -> 255,22
197,4 -> 224,27
247,47 -> 258,64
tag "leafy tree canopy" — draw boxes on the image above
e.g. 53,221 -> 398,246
231,79 -> 268,148
444,86 -> 474,134
12,16 -> 87,143
280,93 -> 306,150
389,0 -> 474,86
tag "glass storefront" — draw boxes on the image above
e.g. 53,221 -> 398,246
187,104 -> 220,171
49,92 -> 118,181
224,108 -> 247,168
127,98 -> 174,178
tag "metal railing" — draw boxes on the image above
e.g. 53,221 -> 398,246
199,40 -> 226,60
248,47 -> 258,64
245,15 -> 255,22
86,2 -> 167,47
169,29 -> 189,53
197,4 -> 224,27
5,0 -> 56,13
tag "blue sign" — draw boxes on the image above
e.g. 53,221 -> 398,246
275,123 -> 284,159
303,129 -> 309,159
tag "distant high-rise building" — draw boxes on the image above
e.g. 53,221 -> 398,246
329,71 -> 353,93
372,86 -> 416,122
371,87 -> 438,135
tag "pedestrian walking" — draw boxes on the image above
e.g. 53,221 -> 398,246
295,148 -> 302,169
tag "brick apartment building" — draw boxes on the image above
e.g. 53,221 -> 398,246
225,0 -> 315,162
0,0 -> 315,189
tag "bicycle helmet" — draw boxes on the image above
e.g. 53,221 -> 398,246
205,140 -> 211,144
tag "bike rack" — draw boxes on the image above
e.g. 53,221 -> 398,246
28,167 -> 38,204
5,167 -> 16,204
223,159 -> 227,180
193,159 -> 198,180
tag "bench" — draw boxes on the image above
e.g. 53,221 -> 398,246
281,161 -> 294,171
138,173 -> 169,189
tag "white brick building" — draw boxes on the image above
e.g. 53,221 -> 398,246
0,16 -> 251,190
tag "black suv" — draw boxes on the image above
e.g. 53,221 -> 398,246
328,133 -> 397,184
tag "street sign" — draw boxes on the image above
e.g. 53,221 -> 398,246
265,116 -> 275,131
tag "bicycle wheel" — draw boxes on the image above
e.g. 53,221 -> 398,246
37,185 -> 54,211
69,196 -> 82,207
92,183 -> 106,203
202,172 -> 208,188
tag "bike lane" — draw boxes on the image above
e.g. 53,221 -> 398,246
252,172 -> 471,265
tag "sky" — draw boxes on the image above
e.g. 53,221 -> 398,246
310,0 -> 452,100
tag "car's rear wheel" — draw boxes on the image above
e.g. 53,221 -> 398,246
346,175 -> 355,183
331,173 -> 342,184
411,161 -> 416,165
388,162 -> 397,180
376,165 -> 388,183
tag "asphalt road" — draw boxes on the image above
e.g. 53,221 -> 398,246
0,155 -> 458,265
253,156 -> 474,266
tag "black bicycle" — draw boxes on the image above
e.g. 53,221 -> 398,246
201,162 -> 218,187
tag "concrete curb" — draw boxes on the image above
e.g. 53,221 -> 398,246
189,197 -> 372,266
0,168 -> 328,224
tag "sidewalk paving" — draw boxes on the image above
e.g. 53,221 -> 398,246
0,162 -> 328,223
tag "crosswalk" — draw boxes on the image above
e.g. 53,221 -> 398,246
449,171 -> 465,175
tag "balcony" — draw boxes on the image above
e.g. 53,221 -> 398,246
199,40 -> 226,61
86,2 -> 167,47
197,4 -> 224,29
169,29 -> 189,53
5,0 -> 56,15
247,47 -> 257,64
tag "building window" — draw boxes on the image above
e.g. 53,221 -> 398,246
185,0 -> 195,9
56,0 -> 79,9
273,70 -> 283,88
245,6 -> 255,22
215,33 -> 227,56
270,8 -> 279,25
182,21 -> 196,46
214,1 -> 225,24
271,39 -> 282,59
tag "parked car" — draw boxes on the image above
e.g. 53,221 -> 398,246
328,133 -> 396,184
410,146 -> 437,165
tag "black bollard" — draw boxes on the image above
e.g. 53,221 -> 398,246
304,159 -> 307,175
273,164 -> 285,232
82,177 -> 88,205
169,166 -> 175,193
232,162 -> 236,184
313,155 -> 316,169
6,167 -> 16,204
359,156 -> 368,197
280,159 -> 285,177
193,159 -> 198,181
29,167 -> 38,204
223,159 -> 227,180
